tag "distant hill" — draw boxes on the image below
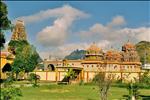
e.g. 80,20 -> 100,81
135,41 -> 150,64
65,49 -> 86,60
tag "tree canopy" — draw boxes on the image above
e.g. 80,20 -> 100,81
136,41 -> 150,64
0,1 -> 11,48
12,44 -> 41,79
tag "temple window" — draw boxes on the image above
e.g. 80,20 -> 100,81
87,65 -> 89,68
47,64 -> 55,71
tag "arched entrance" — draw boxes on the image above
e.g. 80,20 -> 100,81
2,63 -> 11,73
47,64 -> 55,71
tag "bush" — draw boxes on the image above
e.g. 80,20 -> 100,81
28,73 -> 40,87
79,80 -> 84,86
1,74 -> 22,100
0,86 -> 22,100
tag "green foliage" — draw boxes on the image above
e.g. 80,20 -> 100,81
0,1 -> 11,30
0,32 -> 5,48
1,73 -> 22,100
126,82 -> 140,100
8,40 -> 29,54
65,68 -> 76,80
28,73 -> 40,87
136,41 -> 150,64
139,71 -> 150,89
79,80 -> 84,86
65,49 -> 86,60
93,73 -> 114,100
12,45 -> 41,80
1,86 -> 22,100
0,1 -> 11,48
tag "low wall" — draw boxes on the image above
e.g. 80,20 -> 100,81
32,71 -> 143,83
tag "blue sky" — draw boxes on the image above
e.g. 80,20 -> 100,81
4,1 -> 150,59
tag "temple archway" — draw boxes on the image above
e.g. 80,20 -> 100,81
2,63 -> 12,73
47,64 -> 55,71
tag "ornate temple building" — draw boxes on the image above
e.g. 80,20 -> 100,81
38,42 -> 142,83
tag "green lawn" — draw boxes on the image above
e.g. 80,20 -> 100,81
19,84 -> 150,100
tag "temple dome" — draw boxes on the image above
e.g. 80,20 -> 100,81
105,49 -> 122,61
87,43 -> 101,52
122,42 -> 135,52
84,42 -> 103,60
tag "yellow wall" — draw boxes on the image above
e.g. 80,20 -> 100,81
0,56 -> 13,79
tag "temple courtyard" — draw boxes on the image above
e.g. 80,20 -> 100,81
13,82 -> 149,100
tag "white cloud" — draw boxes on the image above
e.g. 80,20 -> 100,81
79,16 -> 150,47
107,15 -> 126,27
121,27 -> 150,42
14,5 -> 89,46
14,5 -> 88,24
39,40 -> 110,59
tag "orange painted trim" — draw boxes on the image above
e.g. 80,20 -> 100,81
87,72 -> 89,82
46,72 -> 47,80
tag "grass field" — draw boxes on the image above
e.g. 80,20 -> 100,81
19,84 -> 150,100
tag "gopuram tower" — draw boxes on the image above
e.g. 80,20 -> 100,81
11,20 -> 27,40
8,20 -> 27,54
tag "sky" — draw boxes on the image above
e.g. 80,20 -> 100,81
4,1 -> 150,59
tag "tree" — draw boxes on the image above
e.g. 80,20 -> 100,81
8,40 -> 29,54
136,41 -> 150,64
93,73 -> 115,100
0,1 -> 11,48
139,71 -> 150,88
65,68 -> 76,84
0,73 -> 22,100
12,44 -> 41,80
126,82 -> 140,100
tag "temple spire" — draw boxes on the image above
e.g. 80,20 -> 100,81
11,20 -> 27,41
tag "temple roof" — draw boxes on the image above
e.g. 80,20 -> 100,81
105,49 -> 122,61
16,20 -> 24,26
122,42 -> 135,51
87,42 -> 101,52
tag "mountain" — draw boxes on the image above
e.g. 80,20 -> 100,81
135,41 -> 150,64
65,49 -> 86,60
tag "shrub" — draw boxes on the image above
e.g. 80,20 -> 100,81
28,73 -> 40,87
1,73 -> 22,100
79,80 -> 84,86
0,86 -> 22,100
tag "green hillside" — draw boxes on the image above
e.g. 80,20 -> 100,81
65,49 -> 86,60
136,41 -> 150,64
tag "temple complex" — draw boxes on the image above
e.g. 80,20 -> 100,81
40,42 -> 142,83
0,20 -> 143,83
